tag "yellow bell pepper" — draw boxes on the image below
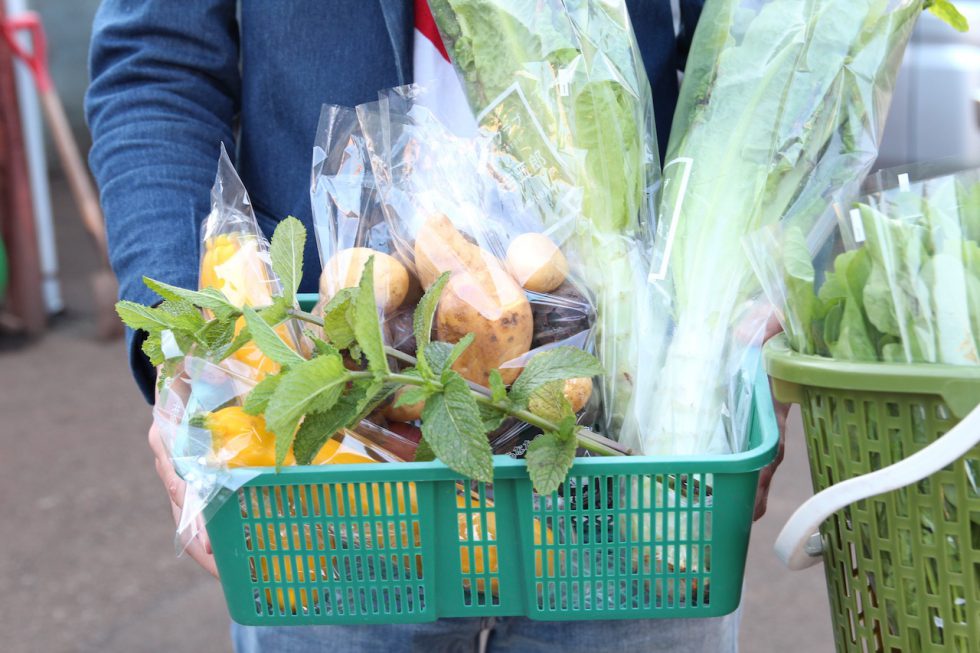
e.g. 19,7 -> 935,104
199,233 -> 298,380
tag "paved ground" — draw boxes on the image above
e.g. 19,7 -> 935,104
0,175 -> 834,652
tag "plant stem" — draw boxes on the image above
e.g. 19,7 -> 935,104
289,308 -> 626,457
287,308 -> 417,366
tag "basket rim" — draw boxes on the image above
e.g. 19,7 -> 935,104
764,334 -> 980,418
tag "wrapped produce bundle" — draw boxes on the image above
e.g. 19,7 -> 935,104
428,0 -> 660,437
750,164 -> 980,366
628,0 -> 964,455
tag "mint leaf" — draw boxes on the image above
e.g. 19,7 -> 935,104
352,257 -> 389,376
414,272 -> 450,375
142,332 -> 164,366
480,404 -> 508,432
116,301 -> 179,333
424,333 -> 473,378
242,306 -> 305,367
420,370 -> 492,482
265,354 -> 349,466
243,373 -> 283,415
143,277 -> 238,320
509,347 -> 602,408
527,380 -> 574,424
928,0 -> 969,31
270,216 -> 306,305
414,438 -> 436,462
193,317 -> 237,352
159,298 -> 206,331
320,288 -> 357,349
525,431 -> 576,496
292,383 -> 369,465
395,385 -> 431,408
489,370 -> 507,402
308,333 -> 341,358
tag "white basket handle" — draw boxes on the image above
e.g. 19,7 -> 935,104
775,402 -> 980,570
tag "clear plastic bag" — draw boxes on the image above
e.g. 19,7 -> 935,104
427,0 -> 660,439
750,164 -> 980,366
309,105 -> 416,332
629,0 -> 930,456
155,354 -> 412,556
199,144 -> 307,380
355,85 -> 598,399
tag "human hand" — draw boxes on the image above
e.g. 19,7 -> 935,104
754,314 -> 789,520
149,375 -> 218,577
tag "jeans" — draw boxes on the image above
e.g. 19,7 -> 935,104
231,610 -> 739,653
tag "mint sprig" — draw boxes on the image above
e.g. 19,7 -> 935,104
118,215 -> 620,491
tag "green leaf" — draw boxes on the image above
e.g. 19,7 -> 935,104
308,333 -> 341,359
479,404 -> 508,432
193,317 -> 237,352
143,277 -> 238,319
241,306 -> 305,367
116,301 -> 178,333
489,370 -> 507,402
413,272 -> 450,375
395,385 -> 431,408
509,347 -> 602,408
159,298 -> 206,331
525,431 -> 576,496
269,216 -> 306,305
320,288 -> 357,349
243,373 -> 283,415
265,354 -> 350,466
782,227 -> 820,354
927,0 -> 969,32
420,371 -> 493,482
425,333 -> 474,379
292,384 -> 370,465
352,257 -> 389,376
141,332 -> 164,366
527,380 -> 574,424
414,437 -> 436,462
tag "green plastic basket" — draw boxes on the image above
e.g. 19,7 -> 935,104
765,335 -> 980,653
204,295 -> 778,626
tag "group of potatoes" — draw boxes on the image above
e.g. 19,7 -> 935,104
317,213 -> 593,424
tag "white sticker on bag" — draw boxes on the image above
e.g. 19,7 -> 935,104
850,208 -> 866,244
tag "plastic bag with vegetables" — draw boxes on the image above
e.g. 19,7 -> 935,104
198,144 -> 308,379
627,0 -> 967,457
749,164 -> 980,366
354,86 -> 601,454
427,0 -> 660,439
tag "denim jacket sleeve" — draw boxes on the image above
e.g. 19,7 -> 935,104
85,0 -> 241,403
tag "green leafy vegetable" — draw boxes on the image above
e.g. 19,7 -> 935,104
120,210 -> 613,490
428,0 -> 659,435
633,0 -> 945,455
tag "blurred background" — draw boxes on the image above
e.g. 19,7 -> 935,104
0,2 -> 977,652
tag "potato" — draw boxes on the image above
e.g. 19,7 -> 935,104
320,247 -> 410,313
563,377 -> 593,413
414,214 -> 534,385
382,387 -> 425,422
436,268 -> 532,385
506,233 -> 569,293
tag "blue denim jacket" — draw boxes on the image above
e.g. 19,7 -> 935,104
85,0 -> 703,402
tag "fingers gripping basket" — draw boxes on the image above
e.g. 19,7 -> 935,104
203,296 -> 779,626
765,335 -> 980,653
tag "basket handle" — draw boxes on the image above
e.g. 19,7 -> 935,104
774,402 -> 980,570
